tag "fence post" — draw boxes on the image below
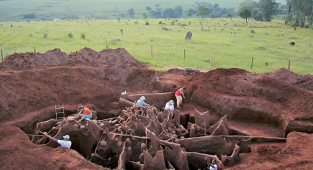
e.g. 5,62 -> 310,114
151,45 -> 153,57
184,49 -> 185,61
251,57 -> 253,70
213,51 -> 216,65
106,41 -> 108,49
1,49 -> 3,61
34,46 -> 36,54
288,60 -> 290,71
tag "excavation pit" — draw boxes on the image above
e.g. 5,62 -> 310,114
1,48 -> 313,169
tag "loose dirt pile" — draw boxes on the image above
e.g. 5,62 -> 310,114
0,48 -> 313,170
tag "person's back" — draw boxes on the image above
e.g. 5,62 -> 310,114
165,100 -> 174,111
57,140 -> 72,148
136,96 -> 148,106
136,99 -> 147,106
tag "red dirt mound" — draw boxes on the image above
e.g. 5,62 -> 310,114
265,68 -> 313,91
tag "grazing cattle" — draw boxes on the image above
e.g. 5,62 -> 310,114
251,30 -> 255,33
290,42 -> 295,46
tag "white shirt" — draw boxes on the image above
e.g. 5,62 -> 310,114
57,140 -> 72,148
209,164 -> 218,170
165,102 -> 174,111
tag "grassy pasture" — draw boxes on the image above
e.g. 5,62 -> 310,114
0,17 -> 312,75
0,0 -> 286,22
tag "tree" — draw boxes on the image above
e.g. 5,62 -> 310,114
227,11 -> 235,20
23,13 -> 36,19
211,11 -> 220,19
127,8 -> 135,17
240,8 -> 251,23
163,8 -> 177,18
142,12 -> 148,20
155,4 -> 161,10
197,5 -> 210,18
251,8 -> 263,21
175,6 -> 183,16
260,0 -> 277,21
186,12 -> 193,17
146,6 -> 152,13
239,0 -> 259,11
151,10 -> 162,18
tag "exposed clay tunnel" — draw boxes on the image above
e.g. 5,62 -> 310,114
1,48 -> 313,170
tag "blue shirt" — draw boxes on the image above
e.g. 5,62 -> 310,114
136,99 -> 147,106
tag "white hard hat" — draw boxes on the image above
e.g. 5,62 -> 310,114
63,135 -> 70,139
140,96 -> 145,100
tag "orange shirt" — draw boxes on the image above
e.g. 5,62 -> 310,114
83,108 -> 92,115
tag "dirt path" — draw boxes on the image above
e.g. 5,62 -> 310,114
0,32 -> 24,49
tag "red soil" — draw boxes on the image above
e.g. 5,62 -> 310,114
0,48 -> 313,169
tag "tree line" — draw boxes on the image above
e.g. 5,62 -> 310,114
125,3 -> 235,19
238,0 -> 313,29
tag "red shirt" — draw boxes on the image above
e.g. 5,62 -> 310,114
83,108 -> 92,115
176,88 -> 183,96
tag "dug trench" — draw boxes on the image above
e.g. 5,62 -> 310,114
1,48 -> 313,170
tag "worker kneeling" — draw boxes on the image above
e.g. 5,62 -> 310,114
136,96 -> 149,106
77,106 -> 92,122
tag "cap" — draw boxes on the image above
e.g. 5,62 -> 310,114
63,135 -> 70,139
140,96 -> 145,100
170,100 -> 174,104
78,106 -> 84,110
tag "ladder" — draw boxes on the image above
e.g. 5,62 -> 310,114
55,104 -> 65,120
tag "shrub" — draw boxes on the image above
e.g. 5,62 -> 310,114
81,34 -> 85,39
68,33 -> 73,38
145,21 -> 150,25
44,33 -> 48,38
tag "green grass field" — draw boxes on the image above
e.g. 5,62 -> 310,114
0,0 -> 286,22
0,17 -> 312,75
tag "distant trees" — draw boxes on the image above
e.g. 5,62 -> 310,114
197,5 -> 210,18
285,0 -> 313,29
240,8 -> 251,23
127,8 -> 135,17
186,12 -> 193,18
239,0 -> 278,22
211,11 -> 220,19
146,6 -> 152,12
175,6 -> 183,16
227,11 -> 236,20
155,4 -> 161,10
163,8 -> 177,18
150,10 -> 162,18
162,6 -> 183,18
23,13 -> 36,19
260,0 -> 278,21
